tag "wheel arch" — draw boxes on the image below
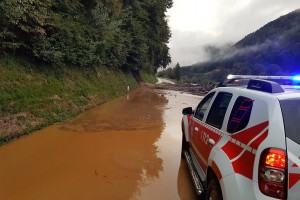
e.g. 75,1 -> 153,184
206,166 -> 223,199
207,166 -> 218,184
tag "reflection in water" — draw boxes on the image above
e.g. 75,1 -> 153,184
177,160 -> 198,200
132,90 -> 202,200
60,87 -> 167,133
0,87 -> 167,200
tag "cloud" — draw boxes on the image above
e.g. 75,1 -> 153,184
198,37 -> 285,69
168,30 -> 216,66
167,0 -> 300,67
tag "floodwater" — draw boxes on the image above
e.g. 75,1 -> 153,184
0,87 -> 202,200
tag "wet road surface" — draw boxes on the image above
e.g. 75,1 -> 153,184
0,87 -> 202,200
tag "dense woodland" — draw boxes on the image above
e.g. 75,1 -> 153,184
157,62 -> 180,80
180,9 -> 300,83
0,0 -> 172,74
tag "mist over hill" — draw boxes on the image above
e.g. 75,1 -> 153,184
180,9 -> 300,83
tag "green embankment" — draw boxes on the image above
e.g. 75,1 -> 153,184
0,57 -> 156,144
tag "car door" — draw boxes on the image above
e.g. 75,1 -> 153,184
190,92 -> 215,171
201,92 -> 233,171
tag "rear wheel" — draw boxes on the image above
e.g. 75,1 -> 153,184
206,178 -> 222,200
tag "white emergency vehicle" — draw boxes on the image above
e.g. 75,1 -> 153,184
181,75 -> 300,200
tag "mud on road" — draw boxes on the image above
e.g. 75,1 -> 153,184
0,86 -> 202,200
153,82 -> 215,96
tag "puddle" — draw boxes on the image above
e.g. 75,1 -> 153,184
0,87 -> 202,200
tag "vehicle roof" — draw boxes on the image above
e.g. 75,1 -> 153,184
212,85 -> 300,101
275,88 -> 300,100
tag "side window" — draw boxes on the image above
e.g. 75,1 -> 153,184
206,92 -> 232,129
227,96 -> 253,133
194,92 -> 215,121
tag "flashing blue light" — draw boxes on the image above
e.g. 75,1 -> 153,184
292,75 -> 300,82
294,85 -> 300,90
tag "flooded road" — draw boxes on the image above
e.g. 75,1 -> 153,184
0,87 -> 202,200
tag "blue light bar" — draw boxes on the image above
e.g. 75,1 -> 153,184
292,75 -> 300,82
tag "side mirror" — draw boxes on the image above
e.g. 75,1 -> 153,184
182,107 -> 193,115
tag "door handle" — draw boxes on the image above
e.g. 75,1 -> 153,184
194,127 -> 199,133
208,138 -> 215,146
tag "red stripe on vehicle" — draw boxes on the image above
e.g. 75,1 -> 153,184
231,121 -> 269,145
221,121 -> 269,180
249,130 -> 268,150
231,151 -> 255,179
222,140 -> 244,160
291,157 -> 300,167
292,163 -> 299,167
289,173 -> 300,189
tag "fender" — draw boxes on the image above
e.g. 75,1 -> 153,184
208,121 -> 269,181
182,115 -> 192,142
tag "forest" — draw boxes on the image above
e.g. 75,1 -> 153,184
0,0 -> 173,74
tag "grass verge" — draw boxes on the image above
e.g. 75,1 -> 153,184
0,56 -> 146,145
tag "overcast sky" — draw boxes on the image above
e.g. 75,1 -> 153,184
167,0 -> 300,67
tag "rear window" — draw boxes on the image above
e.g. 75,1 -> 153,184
280,99 -> 300,144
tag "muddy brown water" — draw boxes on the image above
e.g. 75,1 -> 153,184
0,87 -> 202,200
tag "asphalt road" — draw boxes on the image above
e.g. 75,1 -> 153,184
0,87 -> 202,200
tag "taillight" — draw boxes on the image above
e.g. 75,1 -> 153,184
259,148 -> 287,199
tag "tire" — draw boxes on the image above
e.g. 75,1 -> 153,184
206,178 -> 223,200
181,133 -> 188,158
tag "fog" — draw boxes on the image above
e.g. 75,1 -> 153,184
167,0 -> 300,67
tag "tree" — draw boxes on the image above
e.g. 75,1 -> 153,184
121,1 -> 149,71
146,0 -> 172,69
122,0 -> 172,71
0,0 -> 51,55
174,63 -> 181,80
0,0 -> 173,74
165,68 -> 175,79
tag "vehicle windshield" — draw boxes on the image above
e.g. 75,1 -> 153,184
280,99 -> 300,144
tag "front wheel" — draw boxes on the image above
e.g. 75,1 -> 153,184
206,178 -> 223,200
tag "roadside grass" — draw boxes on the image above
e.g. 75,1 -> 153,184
141,71 -> 158,84
0,56 -> 142,145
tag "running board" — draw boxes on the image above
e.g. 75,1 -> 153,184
183,150 -> 205,196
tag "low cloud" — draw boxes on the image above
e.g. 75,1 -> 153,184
201,39 -> 282,64
167,0 -> 300,67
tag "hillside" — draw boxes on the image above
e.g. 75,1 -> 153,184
0,0 -> 172,144
234,8 -> 300,72
180,9 -> 300,83
0,57 -> 159,145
